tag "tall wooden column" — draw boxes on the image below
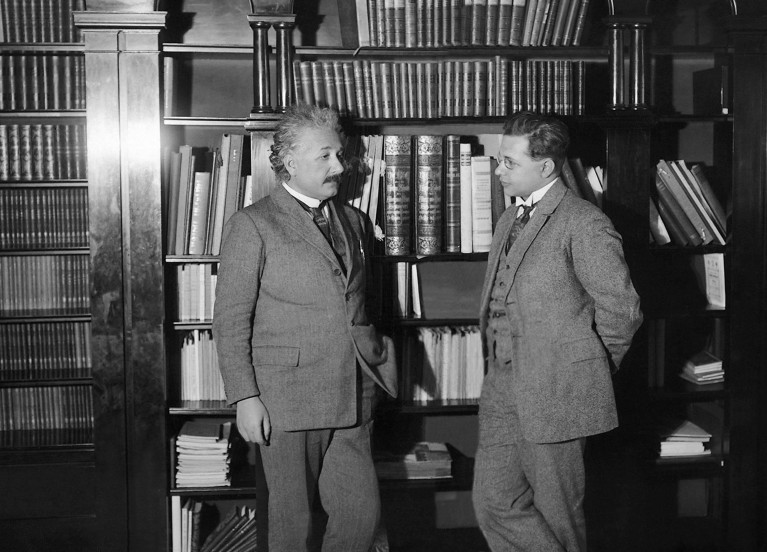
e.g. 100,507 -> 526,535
725,17 -> 767,552
74,10 -> 168,552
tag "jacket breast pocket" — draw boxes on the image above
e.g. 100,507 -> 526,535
253,345 -> 300,368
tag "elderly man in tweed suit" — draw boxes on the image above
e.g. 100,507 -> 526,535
213,103 -> 396,552
472,111 -> 643,552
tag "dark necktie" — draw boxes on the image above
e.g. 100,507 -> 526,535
504,203 -> 535,255
295,198 -> 336,250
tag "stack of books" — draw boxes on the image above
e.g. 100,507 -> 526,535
175,420 -> 234,488
659,419 -> 712,458
679,350 -> 725,385
374,441 -> 453,480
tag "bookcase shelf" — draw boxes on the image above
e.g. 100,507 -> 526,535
0,248 -> 90,256
648,382 -> 727,403
0,44 -> 85,53
168,400 -> 233,415
172,321 -> 212,330
0,378 -> 93,387
377,398 -> 479,415
0,315 -> 92,323
375,252 -> 489,263
0,180 -> 89,188
0,111 -> 87,119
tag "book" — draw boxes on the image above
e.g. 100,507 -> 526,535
703,253 -> 726,308
383,135 -> 412,255
509,0 -> 526,45
690,163 -> 727,236
654,170 -> 702,246
444,135 -> 461,253
173,145 -> 195,255
683,350 -> 723,373
187,170 -> 212,256
414,135 -> 443,255
470,155 -> 493,252
220,133 -> 246,234
459,143 -> 474,253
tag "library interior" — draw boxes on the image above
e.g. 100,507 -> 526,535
1,0 -> 767,551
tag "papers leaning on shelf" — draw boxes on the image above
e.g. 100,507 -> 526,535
374,441 -> 453,480
679,350 -> 724,385
175,420 -> 235,488
659,419 -> 712,458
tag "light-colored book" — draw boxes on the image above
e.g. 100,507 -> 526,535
470,155 -> 494,252
459,143 -> 474,252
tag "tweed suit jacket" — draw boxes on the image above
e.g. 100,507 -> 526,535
479,179 -> 642,443
213,184 -> 397,432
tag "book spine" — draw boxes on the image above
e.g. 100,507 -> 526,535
471,156 -> 493,252
352,60 -> 367,118
405,0 -> 417,47
444,135 -> 461,253
383,135 -> 413,256
415,135 -> 443,255
368,0 -> 379,46
471,0 -> 487,45
342,61 -> 356,117
497,0 -> 513,45
571,0 -> 590,45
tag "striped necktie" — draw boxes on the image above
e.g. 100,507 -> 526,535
504,203 -> 535,255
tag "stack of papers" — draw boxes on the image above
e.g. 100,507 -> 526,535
175,420 -> 233,488
374,441 -> 452,480
659,419 -> 712,458
679,350 -> 724,385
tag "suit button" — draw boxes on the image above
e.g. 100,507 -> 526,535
350,321 -> 356,327
499,282 -> 505,287
334,268 -> 342,275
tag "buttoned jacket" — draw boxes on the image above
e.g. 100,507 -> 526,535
479,180 -> 643,443
213,184 -> 396,431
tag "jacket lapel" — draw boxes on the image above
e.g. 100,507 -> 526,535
271,184 -> 345,273
502,180 -> 567,299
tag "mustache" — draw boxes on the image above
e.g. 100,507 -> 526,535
326,173 -> 344,183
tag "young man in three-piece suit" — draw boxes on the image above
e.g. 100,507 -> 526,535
213,103 -> 396,552
472,111 -> 643,552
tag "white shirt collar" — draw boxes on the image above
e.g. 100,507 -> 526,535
515,177 -> 558,207
283,182 -> 323,208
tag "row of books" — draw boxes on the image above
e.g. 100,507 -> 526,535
165,135 -> 253,257
178,330 -> 226,402
175,420 -> 236,489
0,187 -> 89,249
0,123 -> 88,181
355,0 -> 591,48
0,54 -> 86,111
0,254 -> 90,316
0,321 -> 92,381
171,499 -> 258,552
398,326 -> 485,402
650,160 -> 727,247
377,134 -> 494,255
374,441 -> 453,480
0,384 -> 93,447
293,58 -> 586,120
176,264 -> 217,322
0,0 -> 84,44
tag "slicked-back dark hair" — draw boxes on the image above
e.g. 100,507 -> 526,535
502,111 -> 570,170
270,103 -> 344,182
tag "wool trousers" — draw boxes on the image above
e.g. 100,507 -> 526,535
473,365 -> 587,552
259,376 -> 380,552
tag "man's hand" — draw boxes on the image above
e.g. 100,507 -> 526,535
236,396 -> 271,445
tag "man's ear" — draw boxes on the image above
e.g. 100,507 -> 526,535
541,158 -> 556,179
285,153 -> 297,176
